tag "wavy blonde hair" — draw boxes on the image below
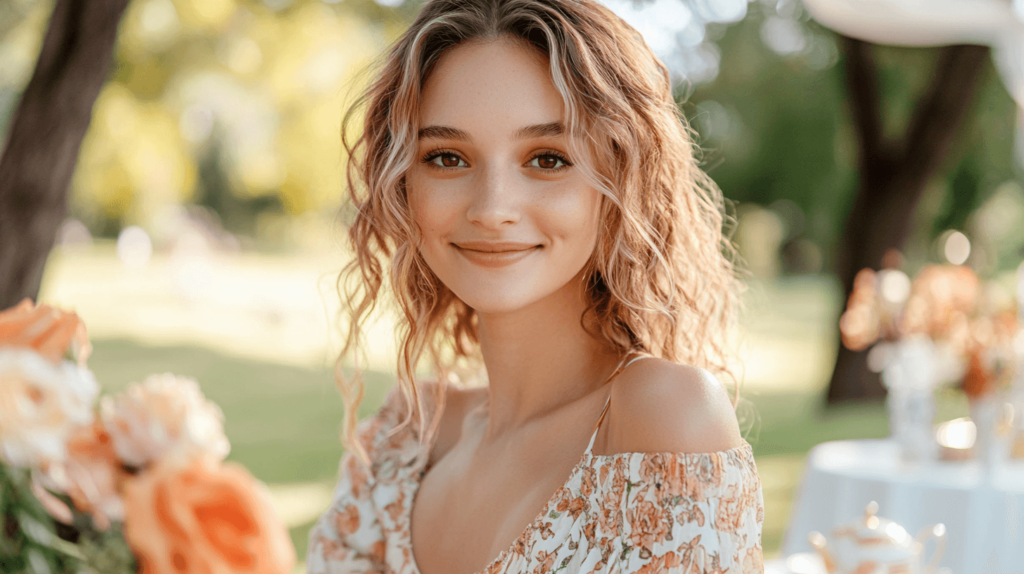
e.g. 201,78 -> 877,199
336,0 -> 745,464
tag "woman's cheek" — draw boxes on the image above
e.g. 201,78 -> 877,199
536,182 -> 602,250
406,177 -> 458,259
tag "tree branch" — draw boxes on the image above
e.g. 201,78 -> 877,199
841,36 -> 885,169
900,44 -> 990,181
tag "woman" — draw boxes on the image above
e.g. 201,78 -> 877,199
308,0 -> 763,572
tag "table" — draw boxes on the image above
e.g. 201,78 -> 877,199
781,439 -> 1024,574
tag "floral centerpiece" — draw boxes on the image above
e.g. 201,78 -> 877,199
840,261 -> 1021,466
840,263 -> 978,462
0,299 -> 296,574
957,304 -> 1018,467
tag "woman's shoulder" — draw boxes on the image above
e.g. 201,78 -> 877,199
600,357 -> 745,456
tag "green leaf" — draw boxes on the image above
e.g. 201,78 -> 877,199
15,513 -> 83,560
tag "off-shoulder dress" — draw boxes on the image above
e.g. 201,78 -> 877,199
307,370 -> 764,574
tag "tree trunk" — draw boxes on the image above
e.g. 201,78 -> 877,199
0,0 -> 130,309
826,39 -> 991,403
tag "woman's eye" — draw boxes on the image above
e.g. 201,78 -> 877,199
429,153 -> 466,168
528,154 -> 568,170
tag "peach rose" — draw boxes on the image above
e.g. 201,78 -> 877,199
124,456 -> 295,574
0,348 -> 98,467
50,422 -> 128,530
0,298 -> 91,365
101,373 -> 229,468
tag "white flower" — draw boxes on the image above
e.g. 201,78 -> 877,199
0,348 -> 98,468
100,373 -> 229,468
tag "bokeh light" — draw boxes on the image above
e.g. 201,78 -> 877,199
117,226 -> 154,270
943,230 -> 971,265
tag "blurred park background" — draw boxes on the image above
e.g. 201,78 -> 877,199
1,0 -> 1022,568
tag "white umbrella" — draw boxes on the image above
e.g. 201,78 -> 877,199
802,0 -> 1024,163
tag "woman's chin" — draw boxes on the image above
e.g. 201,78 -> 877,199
452,288 -> 552,316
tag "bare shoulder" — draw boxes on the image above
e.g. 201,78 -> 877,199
602,357 -> 744,454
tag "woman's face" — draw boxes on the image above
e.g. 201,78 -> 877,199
406,39 -> 603,314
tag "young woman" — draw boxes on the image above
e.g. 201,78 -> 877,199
308,0 -> 764,572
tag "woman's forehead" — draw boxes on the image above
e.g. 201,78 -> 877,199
418,38 -> 566,139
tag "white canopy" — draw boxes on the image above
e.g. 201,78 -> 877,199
802,0 -> 1024,164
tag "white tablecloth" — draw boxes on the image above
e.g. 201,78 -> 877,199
782,439 -> 1024,574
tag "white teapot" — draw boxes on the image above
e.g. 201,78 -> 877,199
807,501 -> 946,574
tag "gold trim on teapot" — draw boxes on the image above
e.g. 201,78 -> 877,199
808,502 -> 946,574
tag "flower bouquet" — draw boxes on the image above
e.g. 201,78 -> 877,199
0,299 -> 296,574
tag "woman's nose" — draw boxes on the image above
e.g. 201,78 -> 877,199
465,166 -> 521,228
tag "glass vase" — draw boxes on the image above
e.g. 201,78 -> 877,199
880,337 -> 940,464
969,393 -> 1007,473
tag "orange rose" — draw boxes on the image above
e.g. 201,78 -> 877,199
124,456 -> 296,574
0,298 -> 91,365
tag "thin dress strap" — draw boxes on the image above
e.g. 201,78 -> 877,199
584,352 -> 650,453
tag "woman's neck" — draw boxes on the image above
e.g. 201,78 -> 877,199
474,272 -> 621,440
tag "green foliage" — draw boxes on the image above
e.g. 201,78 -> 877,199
1,465 -> 77,574
687,3 -> 1019,273
0,463 -> 137,574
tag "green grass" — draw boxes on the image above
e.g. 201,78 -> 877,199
84,338 -> 970,561
86,339 -> 393,484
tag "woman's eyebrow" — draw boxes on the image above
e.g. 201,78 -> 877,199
416,122 -> 564,141
514,121 -> 563,140
418,125 -> 469,141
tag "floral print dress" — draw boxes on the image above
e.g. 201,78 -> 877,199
307,384 -> 764,574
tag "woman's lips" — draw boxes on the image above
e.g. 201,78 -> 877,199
452,242 -> 542,268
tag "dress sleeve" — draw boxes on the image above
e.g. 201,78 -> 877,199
617,445 -> 764,573
306,386 -> 408,574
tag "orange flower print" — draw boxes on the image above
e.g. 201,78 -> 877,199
639,453 -> 667,484
369,540 -> 386,563
539,522 -> 555,540
713,483 -> 749,534
611,457 -> 629,491
583,521 -> 596,543
343,455 -> 371,499
704,553 -> 728,574
555,489 -> 586,518
580,465 -> 597,498
533,549 -> 557,573
385,489 -> 406,522
627,499 -> 671,553
332,503 -> 361,537
598,498 -> 621,535
683,454 -> 723,501
741,546 -> 764,573
676,503 -> 705,528
635,551 -> 682,574
675,534 -> 704,572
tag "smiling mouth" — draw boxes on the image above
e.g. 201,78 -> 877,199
452,242 -> 542,267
